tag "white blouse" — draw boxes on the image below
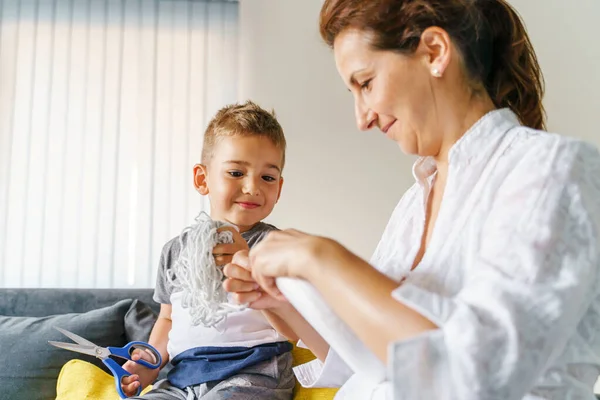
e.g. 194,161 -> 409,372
293,109 -> 600,399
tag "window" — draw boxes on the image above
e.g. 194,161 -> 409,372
0,0 -> 239,288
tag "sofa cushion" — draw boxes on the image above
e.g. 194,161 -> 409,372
55,347 -> 339,400
124,297 -> 159,342
292,345 -> 339,399
56,359 -> 154,400
0,288 -> 159,316
0,299 -> 133,400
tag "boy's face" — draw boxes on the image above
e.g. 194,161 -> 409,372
194,135 -> 284,232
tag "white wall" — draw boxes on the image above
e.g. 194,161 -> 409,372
239,0 -> 600,259
509,0 -> 600,144
239,0 -> 413,259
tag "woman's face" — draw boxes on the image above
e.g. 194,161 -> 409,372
333,29 -> 445,157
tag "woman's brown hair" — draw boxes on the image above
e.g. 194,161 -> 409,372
320,0 -> 546,130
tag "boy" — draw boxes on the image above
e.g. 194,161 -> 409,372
122,101 -> 295,399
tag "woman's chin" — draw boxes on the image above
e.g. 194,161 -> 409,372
397,140 -> 417,156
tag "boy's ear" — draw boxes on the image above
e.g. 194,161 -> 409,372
193,164 -> 210,195
276,176 -> 284,202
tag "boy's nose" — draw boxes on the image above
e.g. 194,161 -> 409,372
242,179 -> 260,196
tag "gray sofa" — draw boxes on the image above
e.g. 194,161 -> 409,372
3,289 -> 598,400
0,288 -> 161,400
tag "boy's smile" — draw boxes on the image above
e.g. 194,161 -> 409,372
237,201 -> 261,210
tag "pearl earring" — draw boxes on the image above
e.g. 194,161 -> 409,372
431,68 -> 442,78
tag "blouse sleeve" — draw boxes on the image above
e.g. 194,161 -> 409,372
293,346 -> 355,388
388,140 -> 600,399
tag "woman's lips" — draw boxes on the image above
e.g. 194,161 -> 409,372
381,120 -> 396,134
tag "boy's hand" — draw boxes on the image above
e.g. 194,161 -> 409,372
223,250 -> 288,310
213,227 -> 249,266
120,349 -> 160,397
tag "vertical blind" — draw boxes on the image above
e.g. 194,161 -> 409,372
0,0 -> 239,288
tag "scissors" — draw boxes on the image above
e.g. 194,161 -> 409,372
48,327 -> 162,398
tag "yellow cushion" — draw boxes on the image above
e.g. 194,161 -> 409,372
56,348 -> 338,400
291,345 -> 339,400
55,359 -> 153,400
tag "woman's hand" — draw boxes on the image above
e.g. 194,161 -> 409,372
222,250 -> 288,310
246,229 -> 338,298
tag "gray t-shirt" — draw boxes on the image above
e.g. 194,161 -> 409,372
153,221 -> 277,304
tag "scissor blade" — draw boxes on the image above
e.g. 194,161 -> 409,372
54,326 -> 97,347
48,341 -> 99,357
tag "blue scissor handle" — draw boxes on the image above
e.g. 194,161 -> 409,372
103,357 -> 141,399
104,342 -> 162,398
107,341 -> 162,369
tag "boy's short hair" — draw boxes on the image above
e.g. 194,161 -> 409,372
202,100 -> 286,169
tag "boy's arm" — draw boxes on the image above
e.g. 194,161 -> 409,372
265,303 -> 330,362
262,309 -> 299,342
121,303 -> 172,396
148,303 -> 172,368
150,242 -> 175,367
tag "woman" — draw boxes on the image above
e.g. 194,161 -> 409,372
223,0 -> 600,398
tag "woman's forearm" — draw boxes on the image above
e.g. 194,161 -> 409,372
305,241 -> 437,362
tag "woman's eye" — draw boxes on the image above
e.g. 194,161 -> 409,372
228,171 -> 243,178
262,175 -> 276,182
360,79 -> 372,91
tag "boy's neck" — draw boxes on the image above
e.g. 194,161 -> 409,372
210,212 -> 260,233
235,222 -> 260,234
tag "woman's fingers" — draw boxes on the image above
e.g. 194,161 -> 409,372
222,277 -> 258,293
222,251 -> 258,300
232,250 -> 250,268
223,262 -> 253,282
231,290 -> 262,305
253,272 -> 284,300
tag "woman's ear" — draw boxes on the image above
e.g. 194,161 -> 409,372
419,26 -> 452,78
193,164 -> 210,195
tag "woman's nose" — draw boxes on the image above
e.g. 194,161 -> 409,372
355,101 -> 377,131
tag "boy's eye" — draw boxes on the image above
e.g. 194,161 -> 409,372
228,171 -> 243,178
262,175 -> 276,182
